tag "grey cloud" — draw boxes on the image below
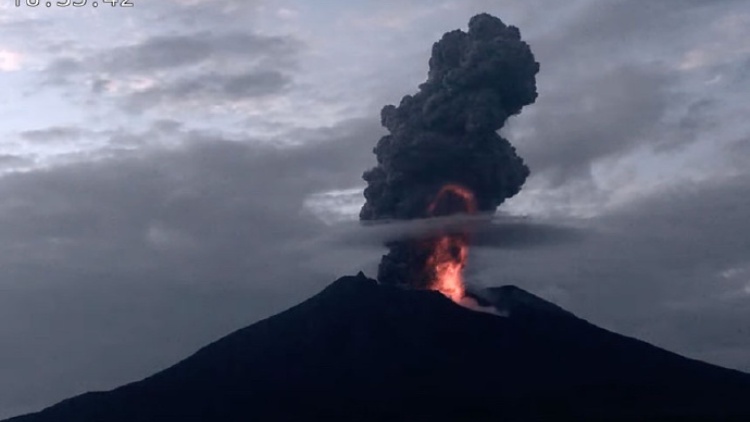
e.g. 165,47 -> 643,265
20,126 -> 88,143
469,174 -> 750,372
41,30 -> 303,110
106,35 -> 213,71
729,137 -> 750,154
0,154 -> 33,170
471,219 -> 586,249
0,117 -> 382,418
46,31 -> 301,79
222,71 -> 290,97
737,58 -> 750,83
100,32 -> 301,74
668,98 -> 720,147
152,0 -> 264,30
509,65 -> 671,184
484,0 -> 748,190
43,58 -> 83,85
531,0 -> 742,62
329,214 -> 586,251
726,138 -> 750,173
122,70 -> 292,112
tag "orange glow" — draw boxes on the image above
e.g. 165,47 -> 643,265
425,184 -> 476,302
427,184 -> 478,216
426,235 -> 469,302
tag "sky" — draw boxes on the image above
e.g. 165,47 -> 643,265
1,0 -> 749,417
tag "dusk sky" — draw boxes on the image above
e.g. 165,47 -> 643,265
1,0 -> 749,418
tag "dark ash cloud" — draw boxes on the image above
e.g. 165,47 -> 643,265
361,13 -> 538,220
359,13 -> 539,290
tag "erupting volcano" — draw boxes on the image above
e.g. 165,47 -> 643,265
422,184 -> 476,301
360,13 -> 538,299
9,13 -> 750,422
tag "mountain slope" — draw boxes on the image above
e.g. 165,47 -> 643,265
8,272 -> 750,421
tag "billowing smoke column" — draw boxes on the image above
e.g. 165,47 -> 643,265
360,13 -> 539,299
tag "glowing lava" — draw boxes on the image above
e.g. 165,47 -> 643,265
426,235 -> 469,302
425,184 -> 477,302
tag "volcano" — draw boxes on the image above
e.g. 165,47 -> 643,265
7,273 -> 750,421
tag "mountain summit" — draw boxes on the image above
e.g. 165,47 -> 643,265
8,273 -> 750,421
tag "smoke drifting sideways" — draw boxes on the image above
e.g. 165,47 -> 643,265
359,13 -> 539,291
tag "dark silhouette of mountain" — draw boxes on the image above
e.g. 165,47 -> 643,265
8,273 -> 750,421
469,284 -> 576,319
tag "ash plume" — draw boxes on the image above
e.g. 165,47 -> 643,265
359,13 -> 539,289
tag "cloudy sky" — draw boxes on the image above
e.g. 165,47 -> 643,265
1,0 -> 749,417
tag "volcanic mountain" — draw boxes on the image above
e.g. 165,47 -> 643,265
8,273 -> 750,421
